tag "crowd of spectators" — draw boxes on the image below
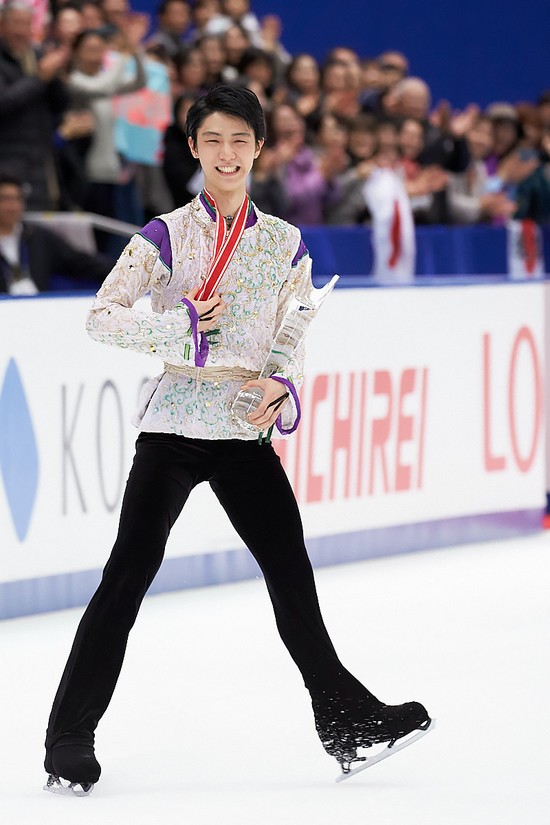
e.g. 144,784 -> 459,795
1,0 -> 550,246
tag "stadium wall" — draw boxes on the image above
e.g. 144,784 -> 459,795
0,280 -> 546,619
133,0 -> 550,108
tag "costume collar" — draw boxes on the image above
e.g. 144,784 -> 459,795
199,189 -> 257,229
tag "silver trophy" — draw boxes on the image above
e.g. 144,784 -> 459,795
231,264 -> 339,433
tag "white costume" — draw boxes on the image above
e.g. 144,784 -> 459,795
86,195 -> 311,439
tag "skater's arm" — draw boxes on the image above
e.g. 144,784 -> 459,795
269,235 -> 312,434
86,230 -> 195,366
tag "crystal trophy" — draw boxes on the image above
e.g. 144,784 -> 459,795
231,265 -> 339,434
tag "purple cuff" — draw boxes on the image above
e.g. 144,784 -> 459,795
180,297 -> 209,368
270,375 -> 301,435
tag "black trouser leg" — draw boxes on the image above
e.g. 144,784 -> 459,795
45,434 -> 378,768
209,442 -> 374,702
45,433 -> 211,752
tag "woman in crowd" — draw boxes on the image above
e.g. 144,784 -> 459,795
285,53 -> 323,137
221,21 -> 250,81
162,91 -> 200,206
173,45 -> 208,96
269,102 -> 339,225
67,18 -> 147,233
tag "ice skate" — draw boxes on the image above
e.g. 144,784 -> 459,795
312,694 -> 433,781
43,743 -> 100,796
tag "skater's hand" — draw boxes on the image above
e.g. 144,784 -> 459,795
240,377 -> 289,430
184,288 -> 226,332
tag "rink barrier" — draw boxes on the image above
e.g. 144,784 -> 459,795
0,508 -> 541,620
0,282 -> 546,620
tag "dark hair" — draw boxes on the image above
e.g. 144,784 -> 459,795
238,47 -> 275,78
174,45 -> 205,72
158,0 -> 190,15
173,91 -> 199,124
348,113 -> 378,135
72,27 -> 108,52
186,83 -> 266,144
0,172 -> 23,189
224,21 -> 249,41
286,53 -> 319,91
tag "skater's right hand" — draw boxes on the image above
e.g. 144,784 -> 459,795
184,288 -> 226,332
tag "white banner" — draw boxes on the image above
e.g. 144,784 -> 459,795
363,169 -> 415,283
0,283 -> 545,600
507,219 -> 545,280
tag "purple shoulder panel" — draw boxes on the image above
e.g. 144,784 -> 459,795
291,238 -> 309,268
139,219 -> 173,271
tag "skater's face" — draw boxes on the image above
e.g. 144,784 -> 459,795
188,112 -> 263,195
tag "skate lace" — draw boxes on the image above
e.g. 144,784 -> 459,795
339,755 -> 367,774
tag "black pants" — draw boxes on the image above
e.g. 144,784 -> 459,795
45,433 -> 372,752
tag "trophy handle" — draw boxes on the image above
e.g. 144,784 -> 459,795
297,268 -> 339,309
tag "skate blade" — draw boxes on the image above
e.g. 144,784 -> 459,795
335,718 -> 436,782
43,774 -> 94,797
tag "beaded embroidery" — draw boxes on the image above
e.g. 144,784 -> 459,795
86,196 -> 312,439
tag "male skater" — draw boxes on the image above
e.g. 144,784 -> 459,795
44,84 -> 431,795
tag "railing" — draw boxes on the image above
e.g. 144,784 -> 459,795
21,211 -> 550,285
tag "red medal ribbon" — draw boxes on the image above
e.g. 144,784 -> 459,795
196,189 -> 250,300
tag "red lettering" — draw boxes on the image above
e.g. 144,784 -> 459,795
483,333 -> 507,471
306,374 -> 329,502
272,437 -> 287,466
369,371 -> 392,494
417,368 -> 428,489
356,372 -> 368,497
508,326 -> 542,472
330,373 -> 355,499
395,369 -> 416,491
291,383 -> 305,500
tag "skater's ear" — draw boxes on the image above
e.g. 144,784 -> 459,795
254,138 -> 264,159
188,136 -> 199,160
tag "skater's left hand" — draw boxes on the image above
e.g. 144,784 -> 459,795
240,377 -> 289,430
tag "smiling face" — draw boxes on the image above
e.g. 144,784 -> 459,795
74,32 -> 107,75
188,111 -> 263,199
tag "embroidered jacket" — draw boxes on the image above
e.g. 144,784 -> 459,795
86,194 -> 311,439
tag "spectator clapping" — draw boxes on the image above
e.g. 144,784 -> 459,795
3,0 -> 549,231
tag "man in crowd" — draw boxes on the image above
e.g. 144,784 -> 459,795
385,77 -> 474,222
146,0 -> 193,59
0,174 -> 113,294
0,0 -> 69,210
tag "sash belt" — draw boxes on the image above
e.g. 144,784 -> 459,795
164,363 -> 260,383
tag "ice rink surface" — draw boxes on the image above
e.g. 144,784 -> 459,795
2,531 -> 549,825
